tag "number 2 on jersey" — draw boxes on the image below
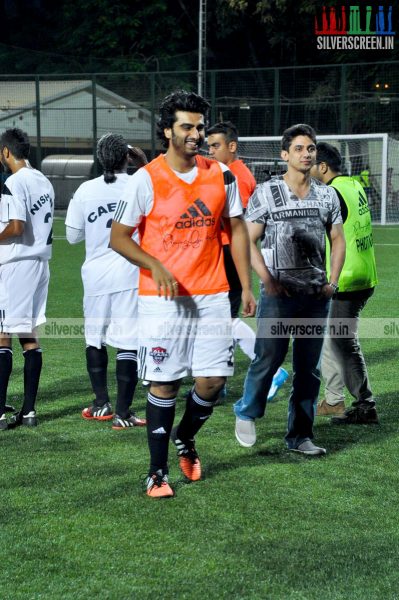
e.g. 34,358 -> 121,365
44,212 -> 53,245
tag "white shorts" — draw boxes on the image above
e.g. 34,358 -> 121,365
0,259 -> 49,334
138,293 -> 234,381
83,288 -> 138,349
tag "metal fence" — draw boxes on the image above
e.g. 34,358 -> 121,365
0,60 -> 397,171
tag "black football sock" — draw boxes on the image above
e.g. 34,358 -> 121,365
176,388 -> 217,442
146,392 -> 176,475
86,345 -> 109,406
115,349 -> 138,418
22,348 -> 42,415
0,347 -> 13,416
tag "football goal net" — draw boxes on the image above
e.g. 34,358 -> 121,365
237,133 -> 399,224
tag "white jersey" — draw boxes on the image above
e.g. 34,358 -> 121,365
65,173 -> 138,296
0,167 -> 54,264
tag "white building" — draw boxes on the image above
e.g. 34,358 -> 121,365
0,79 -> 153,151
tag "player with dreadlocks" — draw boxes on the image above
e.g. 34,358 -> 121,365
65,133 -> 147,429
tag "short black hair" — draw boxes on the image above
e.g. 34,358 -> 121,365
97,133 -> 128,184
281,123 -> 316,151
156,89 -> 210,149
315,142 -> 342,173
207,121 -> 238,144
0,128 -> 30,159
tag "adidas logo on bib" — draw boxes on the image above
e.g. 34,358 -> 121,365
176,199 -> 215,229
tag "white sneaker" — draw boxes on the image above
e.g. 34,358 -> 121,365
235,417 -> 256,447
291,440 -> 326,456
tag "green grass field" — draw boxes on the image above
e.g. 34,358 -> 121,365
1,221 -> 398,600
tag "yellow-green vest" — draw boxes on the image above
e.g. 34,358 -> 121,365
353,169 -> 370,189
327,176 -> 378,291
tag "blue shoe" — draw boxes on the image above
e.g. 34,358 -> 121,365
267,367 -> 289,401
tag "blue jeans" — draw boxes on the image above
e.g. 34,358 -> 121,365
234,291 -> 330,449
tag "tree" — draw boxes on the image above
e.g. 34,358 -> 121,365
0,0 -> 397,74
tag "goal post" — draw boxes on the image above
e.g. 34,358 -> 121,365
237,133 -> 399,224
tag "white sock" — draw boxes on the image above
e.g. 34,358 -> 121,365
232,318 -> 256,360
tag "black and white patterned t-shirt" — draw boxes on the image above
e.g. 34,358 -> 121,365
245,176 -> 342,294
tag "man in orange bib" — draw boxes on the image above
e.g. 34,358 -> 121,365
207,121 -> 257,362
111,90 -> 256,498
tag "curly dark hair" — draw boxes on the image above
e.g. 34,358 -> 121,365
156,90 -> 210,149
0,128 -> 30,159
96,133 -> 128,184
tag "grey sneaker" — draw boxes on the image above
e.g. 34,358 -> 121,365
291,440 -> 326,456
235,417 -> 256,447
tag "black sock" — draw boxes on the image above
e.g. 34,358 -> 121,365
0,347 -> 13,415
22,348 -> 42,415
86,345 -> 109,406
176,388 -> 216,442
146,392 -> 176,475
115,349 -> 138,418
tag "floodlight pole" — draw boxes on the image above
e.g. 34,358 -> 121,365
198,0 -> 207,97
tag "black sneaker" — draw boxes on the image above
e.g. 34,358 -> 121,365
10,411 -> 38,428
0,414 -> 8,431
112,412 -> 147,429
82,402 -> 113,421
5,404 -> 15,413
331,405 -> 379,425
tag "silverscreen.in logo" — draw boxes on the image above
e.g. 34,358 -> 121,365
315,5 -> 395,50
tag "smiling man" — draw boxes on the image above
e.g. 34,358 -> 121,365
233,123 -> 346,456
110,90 -> 256,498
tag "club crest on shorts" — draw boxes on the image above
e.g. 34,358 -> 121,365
150,346 -> 169,364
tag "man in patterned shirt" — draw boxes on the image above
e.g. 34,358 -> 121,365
234,123 -> 346,455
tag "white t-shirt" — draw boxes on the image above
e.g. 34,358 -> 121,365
114,161 -> 243,228
0,167 -> 54,264
65,173 -> 138,296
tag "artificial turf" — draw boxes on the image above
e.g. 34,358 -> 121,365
0,221 -> 398,599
